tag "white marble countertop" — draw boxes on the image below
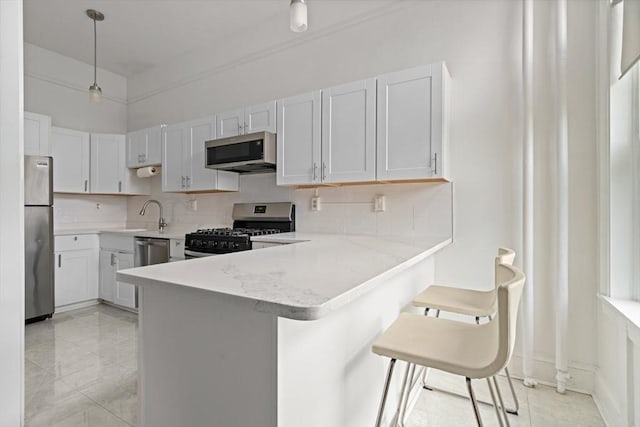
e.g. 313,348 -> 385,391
117,232 -> 451,321
54,228 -> 187,240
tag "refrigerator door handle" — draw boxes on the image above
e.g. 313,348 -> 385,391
58,254 -> 61,268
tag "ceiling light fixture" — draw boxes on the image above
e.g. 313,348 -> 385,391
290,0 -> 308,33
86,9 -> 104,103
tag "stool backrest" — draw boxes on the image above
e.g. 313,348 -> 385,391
488,263 -> 525,375
494,247 -> 516,290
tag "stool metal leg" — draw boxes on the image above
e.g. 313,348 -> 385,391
394,362 -> 412,427
375,359 -> 396,427
486,378 -> 505,427
466,377 -> 483,427
503,367 -> 520,415
492,376 -> 511,427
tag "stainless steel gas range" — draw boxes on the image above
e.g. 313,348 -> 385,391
184,202 -> 295,259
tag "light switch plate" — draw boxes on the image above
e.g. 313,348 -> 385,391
374,195 -> 386,212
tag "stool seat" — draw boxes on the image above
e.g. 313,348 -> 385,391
412,285 -> 497,317
372,313 -> 499,379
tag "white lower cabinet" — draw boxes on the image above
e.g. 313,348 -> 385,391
54,235 -> 99,308
100,235 -> 137,310
169,238 -> 185,262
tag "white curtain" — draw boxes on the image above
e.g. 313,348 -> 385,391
621,0 -> 640,78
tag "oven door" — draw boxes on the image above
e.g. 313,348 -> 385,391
184,249 -> 218,260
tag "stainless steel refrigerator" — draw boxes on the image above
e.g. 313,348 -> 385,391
25,156 -> 54,321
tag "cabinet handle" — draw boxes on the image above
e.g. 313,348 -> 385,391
118,181 -> 122,193
84,180 -> 88,192
58,254 -> 61,268
313,163 -> 318,181
322,162 -> 327,181
181,176 -> 185,188
186,176 -> 191,188
433,152 -> 438,175
110,253 -> 117,266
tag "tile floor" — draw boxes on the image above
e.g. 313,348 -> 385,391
25,304 -> 605,426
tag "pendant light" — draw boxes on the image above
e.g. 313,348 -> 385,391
86,9 -> 104,103
290,0 -> 307,33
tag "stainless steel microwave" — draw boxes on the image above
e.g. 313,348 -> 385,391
205,131 -> 276,174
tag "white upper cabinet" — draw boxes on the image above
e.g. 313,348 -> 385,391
188,117 -> 224,191
51,127 -> 91,193
162,118 -> 239,193
52,127 -> 150,195
277,91 -> 322,186
322,79 -> 376,183
24,112 -> 51,157
91,134 -> 150,195
377,63 -> 450,181
216,101 -> 276,139
162,123 -> 189,192
216,109 -> 244,139
90,133 -> 125,194
245,101 -> 277,134
126,126 -> 162,168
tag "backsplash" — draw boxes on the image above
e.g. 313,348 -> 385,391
54,194 -> 128,230
126,173 -> 452,239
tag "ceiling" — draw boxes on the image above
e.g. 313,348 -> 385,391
24,0 -> 399,77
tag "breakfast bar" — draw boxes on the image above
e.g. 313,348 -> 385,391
118,233 -> 451,427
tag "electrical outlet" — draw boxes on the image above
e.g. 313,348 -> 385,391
374,195 -> 386,212
311,196 -> 321,211
188,199 -> 198,211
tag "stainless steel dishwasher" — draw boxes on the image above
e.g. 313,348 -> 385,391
135,237 -> 170,267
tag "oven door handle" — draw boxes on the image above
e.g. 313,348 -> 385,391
184,249 -> 215,258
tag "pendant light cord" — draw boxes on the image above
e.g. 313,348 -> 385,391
93,17 -> 97,85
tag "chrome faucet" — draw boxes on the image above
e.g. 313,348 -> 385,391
139,200 -> 167,233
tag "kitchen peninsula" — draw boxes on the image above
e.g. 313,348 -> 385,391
117,233 -> 451,427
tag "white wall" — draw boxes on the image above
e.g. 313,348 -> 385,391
24,43 -> 127,133
126,0 -> 599,391
23,43 -> 131,230
0,1 -> 24,424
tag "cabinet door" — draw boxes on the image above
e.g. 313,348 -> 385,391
99,250 -> 116,303
146,126 -> 163,166
127,126 -> 162,167
276,91 -> 322,186
51,127 -> 90,193
91,133 -> 126,194
186,117 -> 219,191
55,249 -> 98,307
322,79 -> 376,183
24,112 -> 51,156
162,123 -> 188,192
245,101 -> 276,134
114,253 -> 136,309
126,129 -> 147,168
216,109 -> 244,139
377,64 -> 444,180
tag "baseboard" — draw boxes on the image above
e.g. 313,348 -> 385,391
593,371 -> 624,427
507,354 -> 595,394
100,300 -> 139,314
54,299 -> 100,314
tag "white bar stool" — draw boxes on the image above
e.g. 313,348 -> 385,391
372,263 -> 525,427
412,248 -> 520,415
